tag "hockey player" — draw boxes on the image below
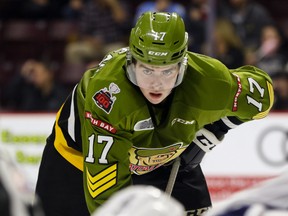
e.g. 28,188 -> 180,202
35,12 -> 274,216
92,185 -> 186,216
204,167 -> 288,216
0,146 -> 44,216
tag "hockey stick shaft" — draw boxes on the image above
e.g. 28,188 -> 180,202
165,157 -> 181,196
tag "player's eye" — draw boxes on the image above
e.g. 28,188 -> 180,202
143,69 -> 152,75
162,70 -> 173,76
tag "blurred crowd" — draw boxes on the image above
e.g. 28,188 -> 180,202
0,0 -> 288,112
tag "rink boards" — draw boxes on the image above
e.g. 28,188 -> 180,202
0,112 -> 287,201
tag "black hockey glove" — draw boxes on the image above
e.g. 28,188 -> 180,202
180,116 -> 243,172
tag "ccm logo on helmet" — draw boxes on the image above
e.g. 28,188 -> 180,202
148,51 -> 168,56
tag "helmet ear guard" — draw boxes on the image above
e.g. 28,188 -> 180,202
126,51 -> 137,86
174,54 -> 188,86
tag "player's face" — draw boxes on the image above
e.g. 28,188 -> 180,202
134,61 -> 179,104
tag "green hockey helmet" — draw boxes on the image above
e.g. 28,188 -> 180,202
127,12 -> 188,88
129,11 -> 188,65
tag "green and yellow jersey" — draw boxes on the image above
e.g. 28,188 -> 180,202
52,48 -> 274,213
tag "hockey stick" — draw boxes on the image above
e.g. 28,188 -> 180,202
165,157 -> 181,196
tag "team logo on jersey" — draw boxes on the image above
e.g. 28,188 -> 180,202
129,143 -> 186,175
134,118 -> 154,131
93,83 -> 120,114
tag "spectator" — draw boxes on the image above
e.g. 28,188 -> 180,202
4,59 -> 69,112
184,0 -> 207,53
61,0 -> 84,20
250,24 -> 288,76
218,0 -> 274,52
134,0 -> 186,23
208,19 -> 244,69
271,71 -> 288,111
65,0 -> 132,64
21,0 -> 58,20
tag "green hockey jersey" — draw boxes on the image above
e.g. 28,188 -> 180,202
53,48 -> 274,213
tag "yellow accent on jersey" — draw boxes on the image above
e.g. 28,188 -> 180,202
54,105 -> 83,171
86,164 -> 117,198
87,172 -> 117,191
253,81 -> 274,120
